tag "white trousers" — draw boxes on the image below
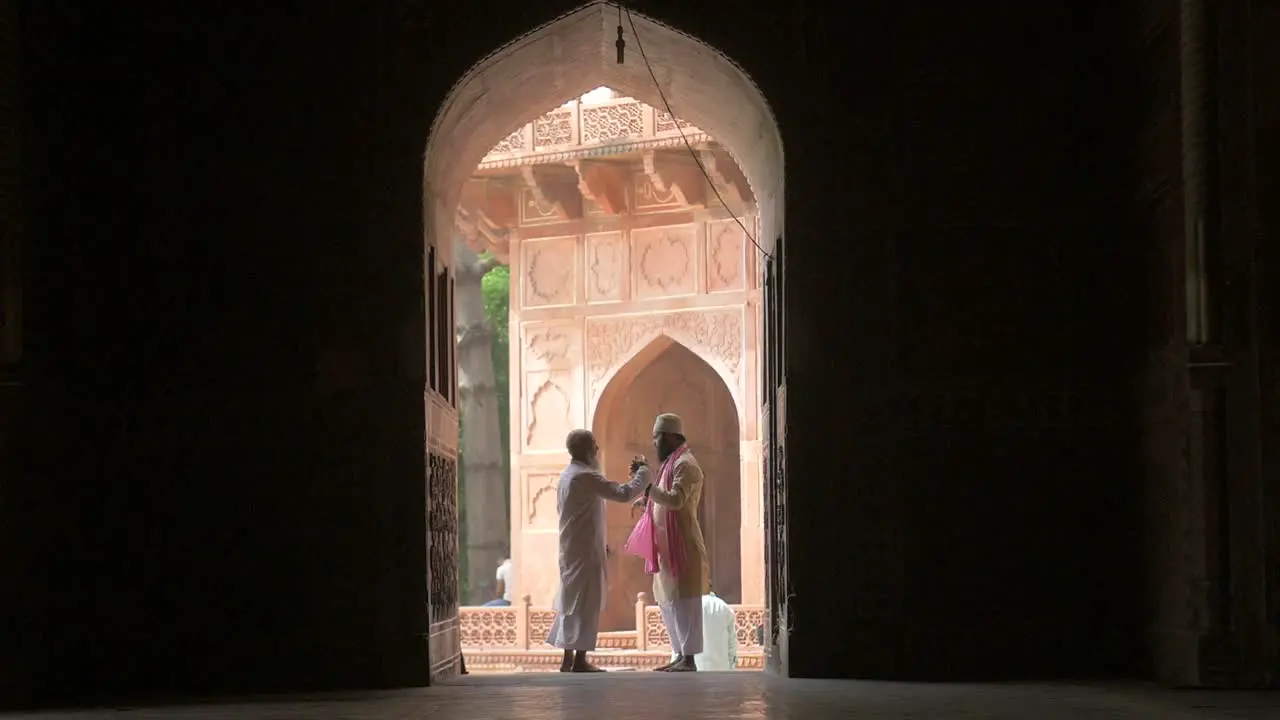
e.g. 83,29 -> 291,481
659,596 -> 704,655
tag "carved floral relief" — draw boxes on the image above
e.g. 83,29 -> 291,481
523,322 -> 578,371
706,220 -> 746,292
525,472 -> 561,528
585,308 -> 743,404
632,225 -> 696,299
524,369 -> 578,451
522,236 -> 577,307
586,231 -> 627,303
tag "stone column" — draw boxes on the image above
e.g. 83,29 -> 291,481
742,280 -> 765,605
740,440 -> 765,605
506,232 -> 529,605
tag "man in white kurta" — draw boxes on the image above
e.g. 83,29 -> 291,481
638,413 -> 711,672
547,429 -> 650,672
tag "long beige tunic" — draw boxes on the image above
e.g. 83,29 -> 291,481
648,450 -> 711,605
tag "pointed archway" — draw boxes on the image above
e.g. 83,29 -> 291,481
423,1 -> 784,270
592,335 -> 742,631
422,1 -> 784,679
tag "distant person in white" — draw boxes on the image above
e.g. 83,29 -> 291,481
670,589 -> 739,671
547,429 -> 651,672
483,556 -> 513,607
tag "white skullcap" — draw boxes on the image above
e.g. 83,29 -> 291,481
653,413 -> 684,436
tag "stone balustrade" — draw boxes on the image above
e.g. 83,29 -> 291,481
480,97 -> 707,166
460,593 -> 767,672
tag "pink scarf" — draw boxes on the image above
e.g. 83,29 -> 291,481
623,445 -> 689,577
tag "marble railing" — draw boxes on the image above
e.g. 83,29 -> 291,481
460,593 -> 766,671
481,97 -> 706,163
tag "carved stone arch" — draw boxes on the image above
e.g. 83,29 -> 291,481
588,322 -> 743,433
590,330 -> 746,623
422,1 -> 785,270
421,0 -> 780,679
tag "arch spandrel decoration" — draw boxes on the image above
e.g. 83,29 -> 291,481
585,309 -> 744,423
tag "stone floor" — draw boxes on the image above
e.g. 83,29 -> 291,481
6,673 -> 1280,719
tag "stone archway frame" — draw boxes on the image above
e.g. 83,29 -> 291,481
588,324 -> 745,626
586,308 -> 745,428
421,0 -> 783,676
422,0 -> 785,272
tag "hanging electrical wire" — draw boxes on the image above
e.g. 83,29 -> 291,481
617,4 -> 772,260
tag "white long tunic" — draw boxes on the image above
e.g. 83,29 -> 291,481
548,460 -> 649,650
669,593 -> 739,670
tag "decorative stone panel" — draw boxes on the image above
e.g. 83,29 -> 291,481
523,321 -> 579,371
580,101 -> 644,144
705,219 -> 746,292
522,236 -> 577,307
522,370 -> 579,451
524,471 -> 561,529
632,225 -> 696,299
586,231 -> 627,303
533,108 -> 573,149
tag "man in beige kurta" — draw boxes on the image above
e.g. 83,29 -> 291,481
636,412 -> 710,672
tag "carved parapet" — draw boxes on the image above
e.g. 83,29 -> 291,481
732,606 -> 769,650
460,649 -> 766,673
572,159 -> 630,215
456,601 -> 767,672
527,606 -> 558,649
478,132 -> 712,171
635,592 -> 652,650
458,606 -> 519,649
644,604 -> 671,649
642,149 -> 707,208
520,165 -> 583,221
481,98 -> 708,164
489,124 -> 533,156
517,595 -> 532,649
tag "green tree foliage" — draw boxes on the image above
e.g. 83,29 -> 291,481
481,263 -> 512,515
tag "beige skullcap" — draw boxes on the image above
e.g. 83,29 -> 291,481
653,413 -> 684,436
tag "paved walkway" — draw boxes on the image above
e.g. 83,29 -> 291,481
5,672 -> 1279,719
